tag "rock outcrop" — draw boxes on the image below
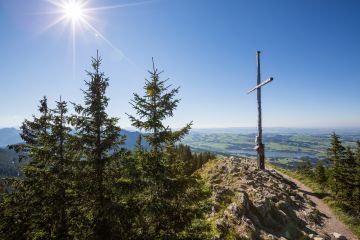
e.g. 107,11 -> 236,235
199,156 -> 331,240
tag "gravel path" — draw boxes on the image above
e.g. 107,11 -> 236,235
273,169 -> 358,240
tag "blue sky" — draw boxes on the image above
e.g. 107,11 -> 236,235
0,0 -> 359,129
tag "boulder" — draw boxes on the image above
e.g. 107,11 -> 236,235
224,202 -> 243,221
210,174 -> 222,184
210,204 -> 220,216
218,164 -> 227,171
331,232 -> 347,240
229,165 -> 240,173
216,218 -> 230,233
255,198 -> 273,218
214,185 -> 234,202
238,191 -> 250,210
271,209 -> 288,225
247,211 -> 261,227
264,193 -> 278,203
275,200 -> 287,211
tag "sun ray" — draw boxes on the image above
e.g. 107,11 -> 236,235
81,20 -> 125,58
35,0 -> 146,76
84,1 -> 153,12
72,19 -> 76,80
44,0 -> 66,9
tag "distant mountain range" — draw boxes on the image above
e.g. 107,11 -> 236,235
0,128 -> 143,149
0,128 -> 22,147
0,128 -> 146,177
2,127 -> 360,148
0,147 -> 19,176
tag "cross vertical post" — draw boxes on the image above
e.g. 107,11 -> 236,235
256,51 -> 265,170
247,51 -> 273,170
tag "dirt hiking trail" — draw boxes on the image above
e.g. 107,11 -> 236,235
273,168 -> 358,240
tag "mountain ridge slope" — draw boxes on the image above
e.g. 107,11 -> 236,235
199,156 -> 352,239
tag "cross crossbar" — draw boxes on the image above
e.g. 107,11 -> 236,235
247,77 -> 273,94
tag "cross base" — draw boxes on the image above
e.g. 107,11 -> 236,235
256,143 -> 265,170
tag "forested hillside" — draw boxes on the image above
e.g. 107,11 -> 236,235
0,55 -> 215,239
0,127 -> 147,151
0,129 -> 148,177
0,148 -> 19,177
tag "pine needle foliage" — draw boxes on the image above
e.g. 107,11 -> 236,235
127,59 -> 212,239
70,52 -> 129,239
1,97 -> 73,239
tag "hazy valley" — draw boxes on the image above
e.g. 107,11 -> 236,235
184,128 -> 360,169
2,127 -> 360,177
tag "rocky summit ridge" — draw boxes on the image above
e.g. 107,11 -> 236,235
199,156 -> 331,240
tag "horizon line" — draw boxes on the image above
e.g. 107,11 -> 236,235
1,126 -> 360,130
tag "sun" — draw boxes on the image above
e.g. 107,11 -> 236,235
40,0 -> 150,76
62,1 -> 85,22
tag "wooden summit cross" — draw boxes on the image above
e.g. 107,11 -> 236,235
247,51 -> 273,170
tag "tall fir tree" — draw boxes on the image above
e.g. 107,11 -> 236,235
1,97 -> 73,239
48,97 -> 72,239
353,141 -> 360,213
327,132 -> 345,197
71,51 -> 127,239
1,97 -> 49,238
128,59 -> 212,239
336,146 -> 357,205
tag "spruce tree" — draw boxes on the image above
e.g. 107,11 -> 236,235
15,97 -> 53,239
327,132 -> 345,197
48,97 -> 72,239
71,52 -> 126,239
353,141 -> 360,213
314,161 -> 327,191
128,59 -> 212,239
176,144 -> 193,174
297,159 -> 313,178
336,146 -> 356,206
1,97 -> 70,239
